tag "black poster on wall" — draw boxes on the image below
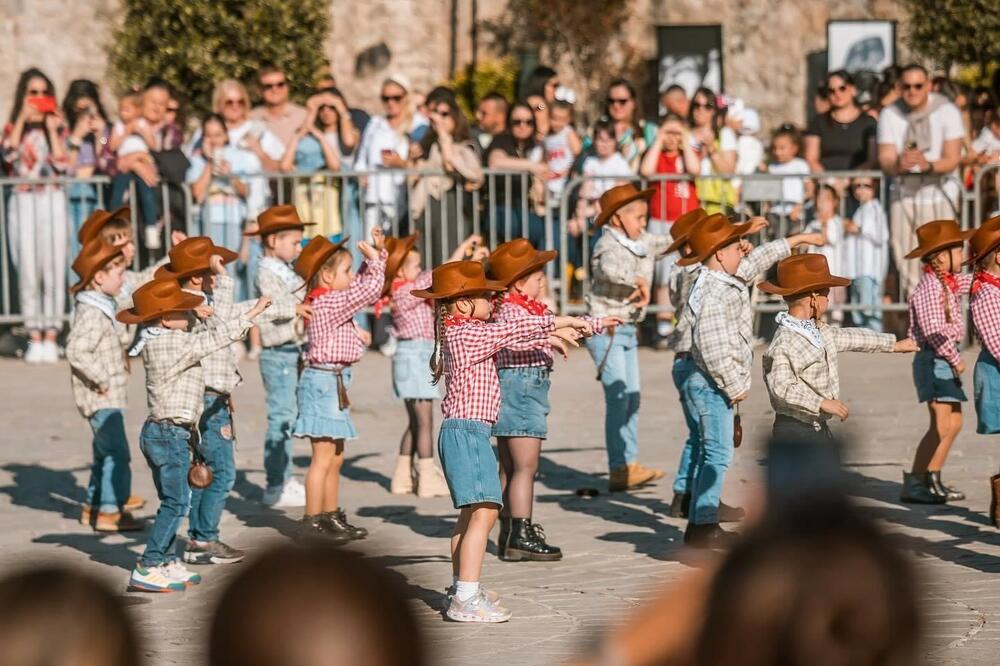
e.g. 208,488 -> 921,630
656,25 -> 724,98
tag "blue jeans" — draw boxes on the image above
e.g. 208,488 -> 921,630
110,173 -> 158,227
671,355 -> 699,495
189,395 -> 236,542
849,276 -> 883,332
683,368 -> 734,525
139,420 -> 191,566
86,409 -> 132,513
585,325 -> 640,470
259,345 -> 299,489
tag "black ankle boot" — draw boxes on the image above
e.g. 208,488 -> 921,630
299,514 -> 350,545
683,522 -> 737,549
900,472 -> 947,504
496,517 -> 512,559
501,518 -> 562,561
322,509 -> 367,540
669,492 -> 690,518
929,471 -> 965,501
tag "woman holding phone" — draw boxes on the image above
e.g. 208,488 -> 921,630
2,68 -> 69,363
62,79 -> 111,259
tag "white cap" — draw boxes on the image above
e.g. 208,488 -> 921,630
554,85 -> 576,105
740,108 -> 761,135
382,73 -> 412,93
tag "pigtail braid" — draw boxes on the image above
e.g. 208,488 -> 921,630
430,303 -> 447,385
930,259 -> 953,324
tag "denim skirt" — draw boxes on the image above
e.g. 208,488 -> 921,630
974,349 -> 1000,434
437,419 -> 502,509
492,367 -> 551,438
392,339 -> 441,400
293,366 -> 358,440
913,348 -> 967,403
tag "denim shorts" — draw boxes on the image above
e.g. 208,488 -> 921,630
913,348 -> 967,403
437,419 -> 502,509
293,366 -> 358,440
392,339 -> 441,401
492,367 -> 551,438
974,349 -> 1000,434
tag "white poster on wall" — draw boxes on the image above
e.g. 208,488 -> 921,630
827,20 -> 895,73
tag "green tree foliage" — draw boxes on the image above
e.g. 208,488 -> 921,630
902,0 -> 1000,74
108,0 -> 330,116
447,57 -> 519,121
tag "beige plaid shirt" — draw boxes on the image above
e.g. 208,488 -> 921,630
184,276 -> 248,396
763,318 -> 895,423
65,297 -> 132,418
139,315 -> 252,425
587,228 -> 672,323
254,261 -> 304,348
117,258 -> 168,311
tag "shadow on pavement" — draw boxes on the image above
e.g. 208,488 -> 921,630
338,452 -> 393,492
356,504 -> 455,540
34,532 -> 143,571
1,463 -> 89,520
228,470 -> 303,539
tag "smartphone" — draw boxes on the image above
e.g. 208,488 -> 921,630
27,96 -> 57,114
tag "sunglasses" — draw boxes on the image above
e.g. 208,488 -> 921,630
26,88 -> 48,96
827,84 -> 848,95
262,81 -> 287,91
434,108 -> 451,117
166,106 -> 180,113
511,118 -> 534,127
852,182 -> 874,189
606,97 -> 631,106
692,101 -> 715,110
318,104 -> 336,112
224,98 -> 246,107
381,95 -> 404,103
902,82 -> 925,92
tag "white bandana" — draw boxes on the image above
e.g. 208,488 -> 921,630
128,325 -> 168,357
776,312 -> 824,349
687,269 -> 746,316
75,291 -> 119,327
260,256 -> 304,291
607,227 -> 648,257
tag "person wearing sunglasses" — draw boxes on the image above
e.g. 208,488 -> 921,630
877,63 -> 965,297
249,63 -> 308,150
604,78 -> 657,171
686,86 -> 737,214
211,79 -> 284,172
803,70 -> 877,173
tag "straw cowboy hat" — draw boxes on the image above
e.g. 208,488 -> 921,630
294,235 -> 350,286
488,238 -> 557,287
154,237 -> 238,281
594,183 -> 656,230
116,278 -> 205,325
77,206 -> 131,245
758,254 -> 850,297
676,213 -> 753,267
382,233 -> 420,297
69,238 -> 125,294
247,204 -> 316,237
904,219 -> 974,260
965,215 -> 1000,265
411,260 -> 507,300
664,207 -> 708,255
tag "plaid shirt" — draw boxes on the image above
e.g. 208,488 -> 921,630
118,258 -> 168,311
306,250 -> 387,366
587,228 -> 671,322
255,259 -> 305,348
442,315 -> 554,423
390,271 -> 435,341
493,295 -> 603,368
65,296 -> 132,418
971,277 -> 1000,362
140,316 -> 251,425
907,271 -> 972,368
763,318 -> 895,424
185,276 -> 244,395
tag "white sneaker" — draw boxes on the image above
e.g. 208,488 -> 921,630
163,560 -> 202,586
42,340 -> 59,363
128,564 -> 186,593
263,479 -> 306,507
144,225 -> 162,250
446,590 -> 511,623
380,335 -> 398,358
23,341 -> 43,364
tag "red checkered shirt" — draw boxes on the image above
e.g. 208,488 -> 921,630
907,270 -> 973,368
390,271 -> 435,341
493,294 -> 603,369
305,250 -> 387,366
971,274 -> 1000,362
441,315 -> 555,423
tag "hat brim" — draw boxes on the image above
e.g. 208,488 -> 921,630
153,247 -> 239,281
675,222 -> 753,266
758,275 -> 851,296
295,238 -> 350,288
411,279 -> 508,301
593,188 -> 656,230
245,221 -> 318,237
491,249 -> 558,287
664,233 -> 690,256
382,233 -> 421,297
69,250 -> 126,294
904,230 -> 975,260
116,292 -> 205,325
964,236 -> 1000,265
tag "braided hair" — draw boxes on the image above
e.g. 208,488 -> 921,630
430,303 -> 448,385
925,251 -> 954,324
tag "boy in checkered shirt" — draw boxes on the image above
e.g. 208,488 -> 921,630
118,278 -> 270,593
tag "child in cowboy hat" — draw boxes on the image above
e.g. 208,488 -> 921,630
413,260 -> 589,622
66,238 -> 145,532
488,238 -> 620,562
155,237 -> 253,566
679,214 -> 823,548
761,254 -> 917,445
249,204 -> 316,508
382,232 -> 483,499
963,216 -> 1000,525
903,219 -> 976,505
119,278 -> 270,592
292,230 -> 388,542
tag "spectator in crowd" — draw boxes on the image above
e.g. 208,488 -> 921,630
733,107 -> 764,175
543,99 -> 581,213
659,84 -> 689,119
213,78 -> 284,172
355,74 -> 427,238
687,86 -> 737,214
314,70 -> 371,134
3,67 -> 68,363
604,78 -> 657,170
409,92 -> 483,265
877,64 -> 903,113
805,184 -> 846,323
484,101 -> 547,247
580,119 -> 634,206
522,64 -> 559,104
249,63 -> 308,150
142,79 -> 189,239
765,123 -> 810,225
62,79 -> 111,259
878,63 -> 965,296
108,90 -> 162,250
474,91 -> 508,151
164,88 -> 186,134
813,84 -> 831,117
804,70 -> 877,173
526,93 -> 549,142
843,175 -> 890,331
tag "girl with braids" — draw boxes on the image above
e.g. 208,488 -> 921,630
902,220 -> 975,504
412,260 -> 590,623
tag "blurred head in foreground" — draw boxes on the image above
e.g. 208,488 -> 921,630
0,565 -> 140,666
210,544 -> 425,666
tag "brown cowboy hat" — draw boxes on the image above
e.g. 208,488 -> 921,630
758,253 -> 850,297
676,213 -> 753,267
965,215 -> 1000,265
70,239 -> 125,294
594,183 -> 656,230
247,204 -> 317,237
488,238 -> 557,287
154,237 -> 239,281
904,219 -> 974,260
77,206 -> 131,245
411,260 -> 507,300
294,235 -> 350,286
382,232 -> 421,297
116,278 -> 205,325
664,207 -> 709,255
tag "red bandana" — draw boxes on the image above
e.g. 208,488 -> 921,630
505,290 -> 549,316
444,313 -> 482,327
923,264 -> 959,293
305,287 -> 331,303
972,271 -> 1000,295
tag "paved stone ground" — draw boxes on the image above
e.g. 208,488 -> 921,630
2,347 -> 1000,665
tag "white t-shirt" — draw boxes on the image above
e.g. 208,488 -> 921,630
582,153 -> 633,200
736,135 -> 764,176
228,120 -> 285,163
354,115 -> 428,204
843,199 -> 889,281
806,215 -> 845,277
112,119 -> 150,157
767,157 -> 810,214
972,126 -> 1000,156
690,126 -> 737,176
544,127 -> 576,197
877,96 -> 964,202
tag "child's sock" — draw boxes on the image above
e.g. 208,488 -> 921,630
455,580 -> 480,603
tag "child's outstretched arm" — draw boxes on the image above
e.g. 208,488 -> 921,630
310,243 -> 388,327
163,297 -> 271,377
831,327 -> 909,354
448,234 -> 483,263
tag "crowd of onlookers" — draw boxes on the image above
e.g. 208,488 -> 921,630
3,60 -> 1000,354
